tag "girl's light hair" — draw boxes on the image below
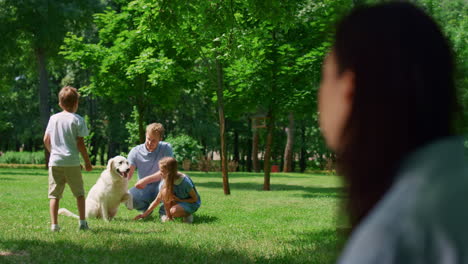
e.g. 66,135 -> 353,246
59,86 -> 80,112
159,157 -> 178,202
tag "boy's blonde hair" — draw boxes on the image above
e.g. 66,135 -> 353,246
59,86 -> 80,112
146,123 -> 165,138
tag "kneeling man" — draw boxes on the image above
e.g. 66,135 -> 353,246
126,123 -> 173,214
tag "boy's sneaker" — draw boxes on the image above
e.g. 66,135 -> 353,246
51,225 -> 60,232
160,215 -> 171,223
183,214 -> 194,224
79,222 -> 89,231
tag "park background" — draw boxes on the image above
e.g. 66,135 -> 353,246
0,0 -> 467,263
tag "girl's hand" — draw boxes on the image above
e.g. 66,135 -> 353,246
171,195 -> 181,202
134,214 -> 146,220
135,181 -> 146,189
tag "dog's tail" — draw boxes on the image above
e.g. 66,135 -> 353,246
58,208 -> 80,219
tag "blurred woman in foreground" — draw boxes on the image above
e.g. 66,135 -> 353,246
319,2 -> 467,263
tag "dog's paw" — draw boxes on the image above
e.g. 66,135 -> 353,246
124,199 -> 133,210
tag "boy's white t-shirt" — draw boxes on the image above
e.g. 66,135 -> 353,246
45,111 -> 89,167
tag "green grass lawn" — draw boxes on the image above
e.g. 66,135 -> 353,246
0,167 -> 345,263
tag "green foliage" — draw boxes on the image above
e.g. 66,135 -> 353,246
83,115 -> 94,155
0,152 -> 45,164
0,75 -> 43,150
125,106 -> 141,147
61,6 -> 182,104
165,134 -> 203,163
0,0 -> 105,153
61,2 -> 184,143
2,0 -> 465,174
0,0 -> 100,51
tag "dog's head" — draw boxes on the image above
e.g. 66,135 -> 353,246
107,156 -> 131,179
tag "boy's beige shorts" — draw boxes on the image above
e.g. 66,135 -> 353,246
48,166 -> 84,199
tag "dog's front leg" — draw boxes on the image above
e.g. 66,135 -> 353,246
122,192 -> 133,210
101,203 -> 110,221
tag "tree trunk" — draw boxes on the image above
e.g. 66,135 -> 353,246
246,135 -> 252,172
299,125 -> 307,173
252,128 -> 260,172
283,112 -> 295,172
91,136 -> 102,165
233,130 -> 239,167
89,96 -> 98,165
108,137 -> 118,161
292,157 -> 296,172
90,136 -> 98,165
107,108 -> 120,159
263,30 -> 278,190
137,107 -> 145,144
215,59 -> 230,195
35,48 -> 50,169
279,149 -> 284,173
240,149 -> 245,171
100,144 -> 105,166
263,111 -> 274,191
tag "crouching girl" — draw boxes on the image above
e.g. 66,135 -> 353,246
134,157 -> 201,223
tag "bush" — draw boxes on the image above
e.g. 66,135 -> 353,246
0,151 -> 45,164
165,134 -> 203,164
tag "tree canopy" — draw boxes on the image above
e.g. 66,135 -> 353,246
0,0 -> 466,182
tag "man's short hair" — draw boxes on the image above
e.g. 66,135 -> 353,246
146,123 -> 165,138
59,86 -> 80,112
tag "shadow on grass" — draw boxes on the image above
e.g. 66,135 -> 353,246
0,177 -> 17,181
300,192 -> 346,199
0,171 -> 102,178
0,238 -> 256,264
277,229 -> 345,263
110,214 -> 157,223
196,181 -> 344,198
109,213 -> 219,225
190,171 -> 332,179
0,229 -> 344,264
192,214 -> 219,224
0,171 -> 47,177
88,227 -> 169,235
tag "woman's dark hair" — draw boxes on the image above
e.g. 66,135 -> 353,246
334,3 -> 458,228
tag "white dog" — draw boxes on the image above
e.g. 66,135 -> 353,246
58,156 -> 133,221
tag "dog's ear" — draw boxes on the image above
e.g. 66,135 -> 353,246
107,158 -> 114,171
